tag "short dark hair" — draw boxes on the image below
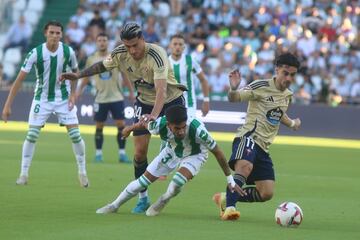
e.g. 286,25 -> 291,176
120,22 -> 142,40
165,105 -> 187,124
275,52 -> 300,69
44,20 -> 63,32
170,34 -> 185,41
96,33 -> 108,39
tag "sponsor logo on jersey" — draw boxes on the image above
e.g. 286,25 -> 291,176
266,107 -> 283,125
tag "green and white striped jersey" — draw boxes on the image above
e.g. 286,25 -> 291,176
148,116 -> 216,158
169,54 -> 202,110
21,42 -> 78,102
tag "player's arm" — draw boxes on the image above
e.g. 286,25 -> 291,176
151,79 -> 167,118
2,71 -> 28,122
196,71 -> 210,116
76,76 -> 90,100
228,69 -> 242,102
281,113 -> 301,131
60,61 -> 107,81
122,115 -> 157,138
210,145 -> 246,196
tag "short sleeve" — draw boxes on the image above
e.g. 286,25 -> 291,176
192,57 -> 202,75
150,48 -> 168,80
69,47 -> 78,70
20,48 -> 36,73
192,119 -> 216,150
147,116 -> 166,135
103,47 -> 123,70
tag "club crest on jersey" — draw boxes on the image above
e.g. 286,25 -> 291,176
266,107 -> 283,125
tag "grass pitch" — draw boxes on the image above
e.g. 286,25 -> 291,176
0,123 -> 359,240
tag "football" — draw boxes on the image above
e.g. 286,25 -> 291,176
275,202 -> 303,227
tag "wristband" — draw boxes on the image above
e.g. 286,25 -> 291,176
226,175 -> 235,187
290,119 -> 295,128
203,97 -> 210,102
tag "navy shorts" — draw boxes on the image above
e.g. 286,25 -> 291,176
94,100 -> 125,122
229,136 -> 275,184
133,95 -> 185,136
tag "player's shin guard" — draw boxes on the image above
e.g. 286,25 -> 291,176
112,175 -> 150,208
163,172 -> 187,200
68,128 -> 86,175
95,128 -> 103,150
117,127 -> 126,149
226,173 -> 246,207
237,187 -> 263,202
20,127 -> 40,176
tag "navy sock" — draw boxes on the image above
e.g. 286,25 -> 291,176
134,159 -> 148,193
117,127 -> 126,149
237,187 -> 263,202
95,128 -> 103,150
226,174 -> 246,207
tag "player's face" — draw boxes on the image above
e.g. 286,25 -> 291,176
96,36 -> 108,52
275,65 -> 298,91
168,121 -> 187,140
122,37 -> 145,60
44,25 -> 62,45
170,38 -> 185,57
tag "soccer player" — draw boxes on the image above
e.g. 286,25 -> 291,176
168,34 -> 210,119
1,21 -> 89,187
95,105 -> 245,216
213,53 -> 302,220
60,22 -> 186,213
76,33 -> 134,163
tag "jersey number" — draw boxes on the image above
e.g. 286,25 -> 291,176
161,153 -> 172,164
134,105 -> 142,120
245,137 -> 255,149
34,104 -> 40,113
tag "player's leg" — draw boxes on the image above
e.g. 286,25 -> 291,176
93,102 -> 108,162
146,153 -> 205,216
94,122 -> 105,162
57,100 -> 88,187
16,100 -> 50,185
97,149 -> 174,214
111,100 -> 130,163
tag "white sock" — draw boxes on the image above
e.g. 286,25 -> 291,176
112,179 -> 146,208
72,139 -> 86,175
20,140 -> 36,176
139,190 -> 148,199
162,180 -> 182,201
119,149 -> 126,155
96,149 -> 102,155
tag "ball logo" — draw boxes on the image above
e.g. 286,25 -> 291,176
266,107 -> 283,125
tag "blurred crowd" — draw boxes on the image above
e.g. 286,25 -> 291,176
2,0 -> 360,106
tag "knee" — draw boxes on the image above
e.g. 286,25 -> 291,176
68,127 -> 82,143
235,160 -> 253,177
134,148 -> 147,162
25,127 -> 41,143
259,191 -> 273,202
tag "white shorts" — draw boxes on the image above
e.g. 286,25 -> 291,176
146,147 -> 207,178
28,99 -> 79,126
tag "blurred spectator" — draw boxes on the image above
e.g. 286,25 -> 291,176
65,21 -> 85,51
3,15 -> 32,54
88,9 -> 106,39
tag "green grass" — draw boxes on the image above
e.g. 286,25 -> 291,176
0,130 -> 359,240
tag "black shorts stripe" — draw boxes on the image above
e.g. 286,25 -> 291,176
148,49 -> 164,67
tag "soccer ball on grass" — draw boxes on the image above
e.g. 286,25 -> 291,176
275,201 -> 303,227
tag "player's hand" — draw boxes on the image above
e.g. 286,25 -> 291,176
68,94 -> 76,111
227,183 -> 247,197
140,114 -> 156,124
228,69 -> 241,90
59,72 -> 79,82
201,101 -> 209,117
1,105 -> 11,123
292,118 -> 301,131
122,126 -> 133,138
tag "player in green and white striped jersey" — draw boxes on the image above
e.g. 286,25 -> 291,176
95,105 -> 245,216
1,21 -> 88,187
169,34 -> 210,119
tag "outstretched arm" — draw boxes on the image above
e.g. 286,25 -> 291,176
197,72 -> 210,116
2,71 -> 28,122
210,144 -> 246,196
59,61 -> 107,81
227,69 -> 242,102
122,115 -> 156,138
281,113 -> 301,131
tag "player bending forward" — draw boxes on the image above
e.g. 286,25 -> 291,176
96,105 -> 245,216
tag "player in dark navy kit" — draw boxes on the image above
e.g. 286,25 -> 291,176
213,53 -> 302,220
